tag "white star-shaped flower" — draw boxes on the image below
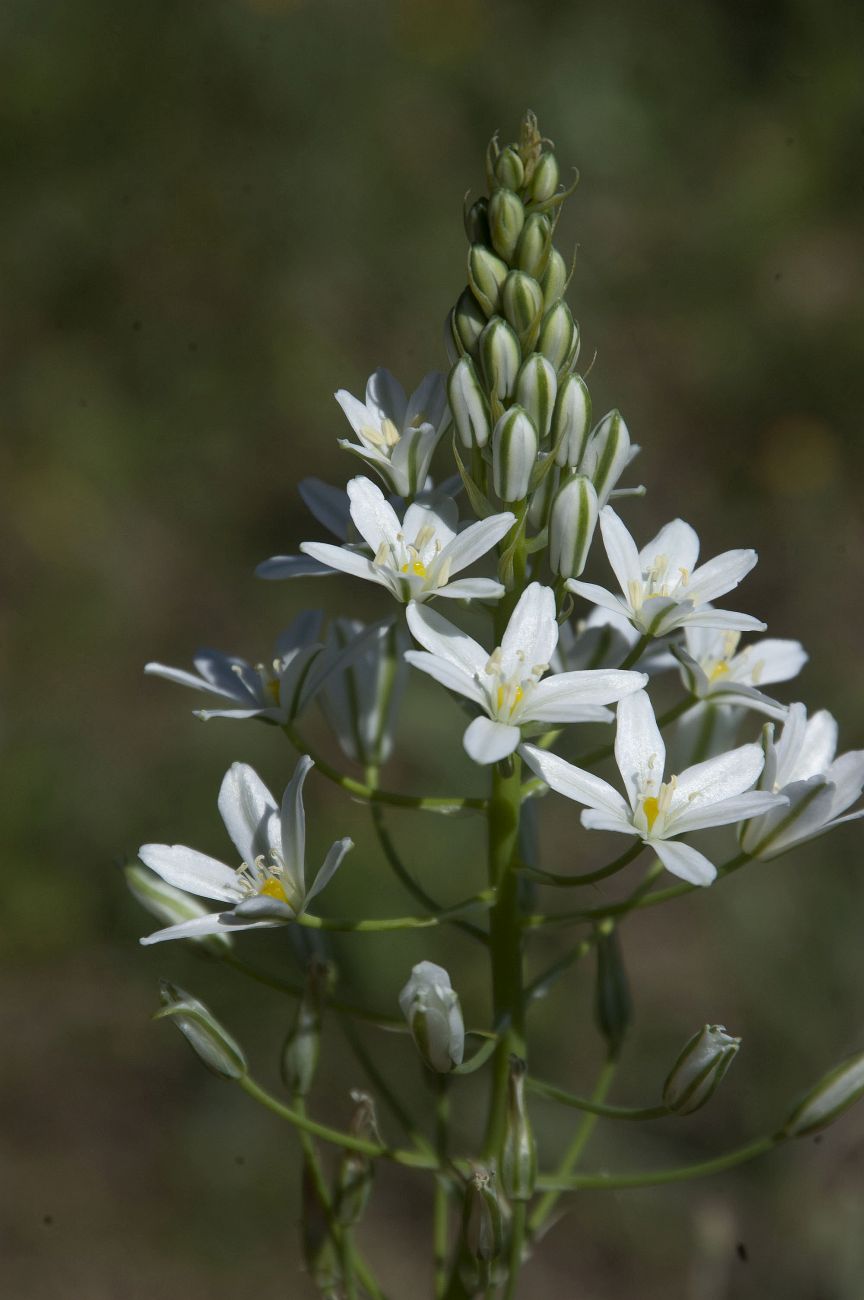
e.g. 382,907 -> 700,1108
567,508 -> 765,639
675,627 -> 807,720
740,704 -> 864,859
136,758 -> 352,944
336,368 -> 448,498
521,689 -> 787,884
405,583 -> 648,765
300,477 -> 514,605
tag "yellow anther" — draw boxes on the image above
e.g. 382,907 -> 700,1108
259,877 -> 288,902
402,561 -> 426,576
708,661 -> 730,683
643,796 -> 660,830
380,417 -> 401,447
266,678 -> 281,703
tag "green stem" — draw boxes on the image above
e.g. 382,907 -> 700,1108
536,1133 -> 786,1192
528,1056 -> 617,1236
483,757 -> 526,1162
283,723 -> 486,813
296,889 -> 495,932
524,940 -> 592,1004
527,1076 -> 667,1120
502,1201 -> 527,1300
520,841 -> 644,888
340,1017 -> 435,1158
434,1078 -> 451,1298
618,633 -> 651,671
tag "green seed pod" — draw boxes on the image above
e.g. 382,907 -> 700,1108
552,373 -> 592,468
501,1057 -> 537,1201
488,187 -> 525,262
515,352 -> 557,441
448,355 -> 492,449
537,301 -> 578,371
784,1050 -> 864,1137
468,244 -> 510,317
495,145 -> 525,191
478,316 -> 521,402
335,1091 -> 380,1226
541,248 -> 568,309
501,271 -> 545,344
464,196 -> 491,245
461,1167 -> 504,1264
515,213 -> 552,278
549,473 -> 599,580
154,981 -> 247,1080
492,405 -> 539,502
452,287 -> 487,358
663,1025 -> 741,1115
531,151 -> 560,202
594,922 -> 631,1059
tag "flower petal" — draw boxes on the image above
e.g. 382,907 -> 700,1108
305,837 -> 354,907
599,507 -> 643,599
405,370 -> 447,431
138,844 -> 241,902
436,512 -> 516,577
500,583 -> 558,677
642,518 -> 700,575
566,579 -> 634,621
687,549 -> 758,606
405,601 -> 488,676
280,755 -> 314,898
366,368 -> 407,427
652,838 -> 717,886
299,543 -> 390,589
335,389 -> 375,439
218,763 -> 280,867
520,744 -> 629,816
527,669 -> 647,722
671,742 -> 764,814
346,477 -> 402,553
256,554 -> 337,580
298,477 -> 351,538
403,650 -> 486,706
731,638 -> 807,686
433,578 -> 506,602
614,690 -> 666,809
144,662 -> 237,699
684,607 -> 766,633
580,808 -> 637,835
464,716 -> 520,764
672,789 -> 786,834
140,913 -> 279,945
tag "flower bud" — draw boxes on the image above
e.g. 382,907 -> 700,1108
594,922 -> 631,1059
531,151 -> 560,202
783,1050 -> 864,1137
154,980 -> 247,1080
464,196 -> 491,246
281,960 -> 330,1097
501,1057 -> 537,1201
515,213 -> 552,279
541,249 -> 568,308
451,287 -> 486,357
494,146 -> 525,191
488,187 -> 525,262
468,244 -> 509,317
552,373 -> 592,468
492,406 -> 539,503
549,474 -> 599,580
461,1167 -> 503,1264
125,864 -> 233,954
663,1024 -> 741,1115
448,355 -> 492,449
537,301 -> 578,371
502,271 -> 545,344
581,409 -> 632,505
526,453 -> 558,530
515,352 -> 557,441
399,961 -> 464,1073
478,317 -> 521,402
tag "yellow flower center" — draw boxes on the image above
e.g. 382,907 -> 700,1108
266,678 -> 281,703
401,560 -> 427,576
259,877 -> 288,902
708,660 -> 730,683
642,796 -> 660,830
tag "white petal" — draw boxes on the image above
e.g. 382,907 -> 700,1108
825,751 -> 864,816
335,389 -> 375,439
145,662 -> 237,699
580,808 -> 637,835
299,542 -> 390,588
652,839 -> 717,886
436,512 -> 516,577
405,370 -> 447,431
686,550 -> 758,605
731,638 -> 807,686
403,496 -> 455,549
566,579 -> 633,620
366,368 -> 407,427
500,583 -> 558,677
195,706 -> 273,721
702,681 -> 789,721
672,789 -> 786,834
525,669 -> 647,722
615,690 -> 665,809
304,837 -> 353,907
671,742 -> 764,814
298,477 -> 351,538
599,507 -> 643,598
642,519 -> 700,574
403,650 -> 486,706
140,913 -> 279,945
405,601 -> 488,676
218,763 -> 280,867
256,554 -> 336,580
520,744 -> 629,816
684,607 -> 766,633
346,477 -> 401,552
433,578 -> 506,602
464,717 -> 520,764
800,710 -> 839,777
138,844 -> 241,902
280,755 -> 314,897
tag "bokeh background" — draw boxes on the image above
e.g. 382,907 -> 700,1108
4,0 -> 864,1296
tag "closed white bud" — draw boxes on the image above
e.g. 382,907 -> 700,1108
502,271 -> 545,341
549,474 -> 599,579
784,1050 -> 864,1137
452,287 -> 486,357
541,248 -> 568,308
488,187 -> 525,261
448,355 -> 492,449
552,373 -> 592,467
515,212 -> 552,278
494,146 -> 525,191
515,352 -> 557,441
581,409 -> 631,505
399,961 -> 464,1074
537,301 -> 578,371
492,405 -> 538,502
154,981 -> 247,1080
478,317 -> 521,401
663,1024 -> 741,1115
468,244 -> 509,316
527,453 -> 558,529
531,151 -> 560,202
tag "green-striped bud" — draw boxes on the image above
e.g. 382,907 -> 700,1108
515,212 -> 552,279
502,271 -> 545,344
515,352 -> 557,441
478,317 -> 521,402
501,1057 -> 537,1201
125,864 -> 233,954
552,373 -> 592,467
537,301 -> 579,371
492,406 -> 538,502
549,474 -> 599,579
451,287 -> 486,358
526,453 -> 558,530
541,248 -> 568,309
281,960 -> 329,1097
488,187 -> 525,262
448,355 -> 492,449
663,1024 -> 741,1115
399,961 -> 465,1073
531,151 -> 560,202
461,1167 -> 504,1264
336,1090 -> 380,1226
154,981 -> 247,1080
594,922 -> 631,1059
468,244 -> 509,317
582,409 -> 632,504
494,145 -> 525,191
784,1050 -> 864,1137
464,196 -> 491,246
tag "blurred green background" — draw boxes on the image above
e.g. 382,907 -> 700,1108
4,0 -> 864,1295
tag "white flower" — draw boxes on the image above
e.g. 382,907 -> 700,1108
137,759 -> 352,944
399,961 -> 464,1073
567,507 -> 765,639
521,689 -> 786,884
319,618 -> 408,766
405,583 -> 648,765
554,606 -> 676,676
740,704 -> 864,859
301,477 -> 514,605
675,627 -> 807,720
336,368 -> 448,498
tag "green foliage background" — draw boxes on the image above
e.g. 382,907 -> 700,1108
4,0 -> 864,1295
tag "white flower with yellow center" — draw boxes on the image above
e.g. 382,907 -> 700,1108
567,508 -> 765,638
136,758 -> 352,944
301,477 -> 515,604
675,627 -> 807,720
521,690 -> 786,884
405,583 -> 648,765
336,368 -> 448,498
